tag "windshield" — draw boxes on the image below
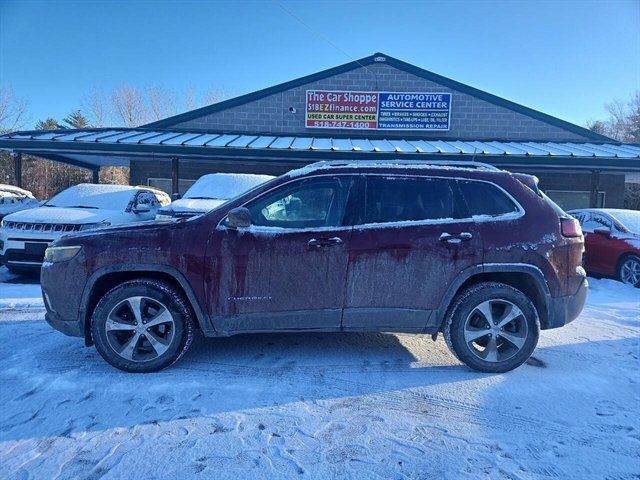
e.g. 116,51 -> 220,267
44,184 -> 135,210
183,173 -> 274,200
611,210 -> 640,233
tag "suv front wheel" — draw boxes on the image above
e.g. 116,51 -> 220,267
91,279 -> 195,373
444,282 -> 540,373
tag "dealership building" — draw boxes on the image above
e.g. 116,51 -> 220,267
1,52 -> 638,209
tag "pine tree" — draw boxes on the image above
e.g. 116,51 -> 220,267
35,117 -> 62,130
62,110 -> 89,129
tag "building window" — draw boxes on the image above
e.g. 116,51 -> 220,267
147,177 -> 196,196
545,190 -> 605,210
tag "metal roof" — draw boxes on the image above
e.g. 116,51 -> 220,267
1,128 -> 639,172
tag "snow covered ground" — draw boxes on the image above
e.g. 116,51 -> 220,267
0,266 -> 638,479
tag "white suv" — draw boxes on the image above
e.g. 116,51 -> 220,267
156,173 -> 274,220
0,184 -> 39,220
0,183 -> 170,274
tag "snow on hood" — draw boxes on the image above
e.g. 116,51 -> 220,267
3,206 -> 119,224
160,198 -> 226,214
44,183 -> 137,210
182,173 -> 274,201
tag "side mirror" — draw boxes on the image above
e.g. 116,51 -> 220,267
593,227 -> 611,237
224,207 -> 252,229
133,203 -> 152,214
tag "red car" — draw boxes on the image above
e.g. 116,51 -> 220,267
569,209 -> 640,287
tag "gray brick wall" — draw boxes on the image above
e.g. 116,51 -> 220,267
174,63 -> 590,142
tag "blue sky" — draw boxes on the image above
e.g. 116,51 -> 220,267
0,0 -> 638,129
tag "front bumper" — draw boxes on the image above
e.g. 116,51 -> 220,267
45,310 -> 83,337
0,234 -> 56,269
545,276 -> 589,329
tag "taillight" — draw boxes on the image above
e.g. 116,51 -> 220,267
561,217 -> 582,237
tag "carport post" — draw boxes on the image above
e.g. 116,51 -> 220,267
589,170 -> 601,208
14,152 -> 23,188
171,157 -> 180,199
92,168 -> 99,184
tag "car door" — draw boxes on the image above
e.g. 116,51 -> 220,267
342,174 -> 482,332
211,174 -> 355,334
581,212 -> 616,274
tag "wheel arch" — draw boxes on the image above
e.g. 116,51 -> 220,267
616,251 -> 640,282
436,264 -> 552,331
80,264 -> 213,346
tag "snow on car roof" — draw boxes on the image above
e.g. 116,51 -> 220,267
44,183 -> 145,210
0,184 -> 34,197
183,173 -> 274,200
287,160 -> 500,178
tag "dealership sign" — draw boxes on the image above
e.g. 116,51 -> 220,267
305,90 -> 451,131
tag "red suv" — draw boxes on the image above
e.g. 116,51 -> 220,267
41,161 -> 588,373
569,209 -> 640,287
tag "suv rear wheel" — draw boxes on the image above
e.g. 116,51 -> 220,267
444,282 -> 540,373
91,279 -> 195,373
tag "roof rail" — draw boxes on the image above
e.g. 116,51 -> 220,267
302,159 -> 501,171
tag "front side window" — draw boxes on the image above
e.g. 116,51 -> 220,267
363,176 -> 461,224
246,176 -> 351,229
458,180 -> 520,217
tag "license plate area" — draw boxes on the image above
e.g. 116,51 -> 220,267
25,242 -> 49,256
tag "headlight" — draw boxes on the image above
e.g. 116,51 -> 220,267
155,214 -> 174,221
44,245 -> 82,263
79,221 -> 111,231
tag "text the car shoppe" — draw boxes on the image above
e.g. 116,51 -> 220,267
305,90 -> 451,130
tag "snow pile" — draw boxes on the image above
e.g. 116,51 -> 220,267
0,275 -> 638,478
183,174 -> 274,200
0,266 -> 43,310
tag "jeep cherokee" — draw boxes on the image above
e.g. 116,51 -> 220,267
41,160 -> 588,373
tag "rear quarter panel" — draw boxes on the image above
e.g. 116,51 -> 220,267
479,175 -> 583,297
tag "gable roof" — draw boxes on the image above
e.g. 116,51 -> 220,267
145,52 -> 610,142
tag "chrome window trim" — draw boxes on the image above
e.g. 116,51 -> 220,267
218,172 -> 525,233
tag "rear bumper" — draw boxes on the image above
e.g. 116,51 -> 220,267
545,276 -> 589,329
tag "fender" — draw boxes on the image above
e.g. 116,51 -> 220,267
431,262 -> 551,330
79,263 -> 215,338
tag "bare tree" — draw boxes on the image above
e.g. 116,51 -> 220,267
588,91 -> 640,210
83,88 -> 110,127
146,85 -> 178,121
201,87 -> 229,107
588,90 -> 640,143
0,85 -> 29,133
111,85 -> 148,127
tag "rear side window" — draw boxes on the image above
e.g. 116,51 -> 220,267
363,176 -> 462,224
458,180 -> 520,217
581,213 -> 613,232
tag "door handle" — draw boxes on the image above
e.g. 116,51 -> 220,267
308,237 -> 343,250
439,232 -> 473,244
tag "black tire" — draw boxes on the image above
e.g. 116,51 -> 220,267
91,279 -> 195,373
618,255 -> 640,288
443,282 -> 540,373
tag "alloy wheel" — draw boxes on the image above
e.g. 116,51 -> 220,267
620,257 -> 640,286
463,299 -> 529,363
105,296 -> 175,362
